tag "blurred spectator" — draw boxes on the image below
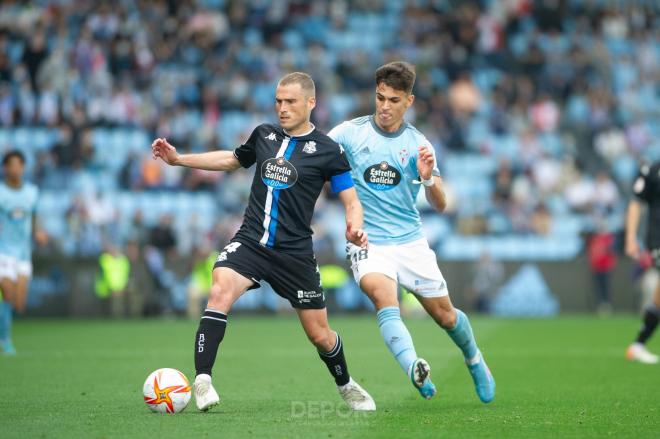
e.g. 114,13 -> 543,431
149,215 -> 177,254
565,172 -> 595,214
587,223 -> 617,315
467,252 -> 505,313
186,246 -> 218,318
448,73 -> 481,116
530,203 -> 552,236
592,171 -> 620,214
95,244 -> 131,318
492,159 -> 513,206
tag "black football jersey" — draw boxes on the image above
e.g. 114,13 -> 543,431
632,161 -> 660,248
232,123 -> 353,254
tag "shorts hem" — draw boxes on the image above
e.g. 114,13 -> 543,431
355,269 -> 397,285
289,302 -> 326,310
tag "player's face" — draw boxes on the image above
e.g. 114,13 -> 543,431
275,83 -> 316,135
374,82 -> 414,133
3,156 -> 24,182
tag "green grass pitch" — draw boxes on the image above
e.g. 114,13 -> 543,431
1,316 -> 659,438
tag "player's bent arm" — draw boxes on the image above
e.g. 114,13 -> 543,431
338,187 -> 367,247
625,199 -> 643,259
175,150 -> 242,172
424,176 -> 447,213
338,187 -> 364,230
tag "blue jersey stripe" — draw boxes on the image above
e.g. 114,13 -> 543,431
266,139 -> 297,247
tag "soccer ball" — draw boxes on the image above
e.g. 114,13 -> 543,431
143,368 -> 191,414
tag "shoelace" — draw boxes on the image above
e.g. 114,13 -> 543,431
342,386 -> 366,403
196,382 -> 210,396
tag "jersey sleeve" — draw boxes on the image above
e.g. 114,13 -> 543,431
327,122 -> 350,148
632,163 -> 653,203
325,140 -> 354,193
233,126 -> 260,168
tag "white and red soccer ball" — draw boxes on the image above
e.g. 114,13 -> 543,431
143,368 -> 191,414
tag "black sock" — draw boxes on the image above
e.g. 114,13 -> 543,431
194,309 -> 228,376
318,333 -> 350,386
635,305 -> 660,345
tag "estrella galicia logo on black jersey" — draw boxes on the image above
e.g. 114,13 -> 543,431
261,157 -> 298,189
363,161 -> 401,191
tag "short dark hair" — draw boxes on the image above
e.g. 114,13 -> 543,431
2,149 -> 25,166
278,72 -> 316,97
375,61 -> 416,94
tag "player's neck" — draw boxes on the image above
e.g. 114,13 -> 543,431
4,177 -> 22,189
284,122 -> 315,137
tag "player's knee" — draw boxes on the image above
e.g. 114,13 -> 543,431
0,283 -> 16,301
207,283 -> 232,308
427,307 -> 456,329
436,308 -> 457,329
370,290 -> 398,309
208,283 -> 222,300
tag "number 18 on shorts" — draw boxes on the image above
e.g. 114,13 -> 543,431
345,238 -> 448,298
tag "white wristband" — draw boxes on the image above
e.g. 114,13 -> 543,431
421,176 -> 434,187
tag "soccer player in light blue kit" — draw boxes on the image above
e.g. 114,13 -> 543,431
0,150 -> 45,355
329,62 -> 495,403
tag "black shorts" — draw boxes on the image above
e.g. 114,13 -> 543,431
213,238 -> 325,309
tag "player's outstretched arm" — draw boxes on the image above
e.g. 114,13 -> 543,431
417,146 -> 447,212
151,138 -> 241,171
625,199 -> 643,260
338,187 -> 368,248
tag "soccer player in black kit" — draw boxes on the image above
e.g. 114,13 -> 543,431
152,72 -> 376,411
625,161 -> 660,364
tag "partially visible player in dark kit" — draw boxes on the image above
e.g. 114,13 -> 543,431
152,72 -> 376,411
625,161 -> 660,364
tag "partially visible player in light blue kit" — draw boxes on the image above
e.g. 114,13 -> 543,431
0,150 -> 45,355
328,62 -> 495,403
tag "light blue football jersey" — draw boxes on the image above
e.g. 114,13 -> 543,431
0,181 -> 39,260
328,115 -> 440,245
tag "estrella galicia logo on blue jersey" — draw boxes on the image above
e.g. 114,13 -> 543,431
261,157 -> 298,189
10,207 -> 26,220
363,161 -> 401,191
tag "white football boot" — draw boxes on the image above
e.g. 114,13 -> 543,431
193,374 -> 220,411
626,343 -> 659,364
337,377 -> 376,411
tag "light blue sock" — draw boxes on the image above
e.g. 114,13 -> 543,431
0,300 -> 11,341
446,309 -> 479,361
377,306 -> 418,374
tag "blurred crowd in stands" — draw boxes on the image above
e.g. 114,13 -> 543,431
0,0 -> 658,268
